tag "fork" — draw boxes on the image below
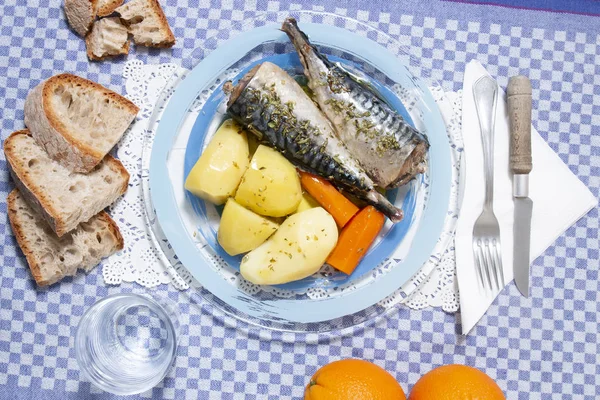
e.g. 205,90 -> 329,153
472,76 -> 504,294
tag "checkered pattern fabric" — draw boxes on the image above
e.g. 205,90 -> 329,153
0,0 -> 599,398
115,304 -> 170,356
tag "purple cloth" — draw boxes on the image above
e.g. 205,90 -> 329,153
443,0 -> 600,16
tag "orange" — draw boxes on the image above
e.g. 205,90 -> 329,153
304,359 -> 406,400
409,364 -> 505,400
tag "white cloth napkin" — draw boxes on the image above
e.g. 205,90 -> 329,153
456,60 -> 597,334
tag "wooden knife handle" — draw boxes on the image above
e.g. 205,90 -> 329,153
507,76 -> 532,175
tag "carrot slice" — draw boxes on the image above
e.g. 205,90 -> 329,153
326,206 -> 385,275
299,171 -> 359,228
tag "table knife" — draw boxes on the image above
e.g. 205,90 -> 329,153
508,76 -> 533,297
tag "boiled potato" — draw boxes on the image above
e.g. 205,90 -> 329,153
185,119 -> 249,205
295,192 -> 320,213
240,207 -> 338,285
218,199 -> 279,256
235,145 -> 302,217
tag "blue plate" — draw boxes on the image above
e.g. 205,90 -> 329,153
149,21 -> 452,325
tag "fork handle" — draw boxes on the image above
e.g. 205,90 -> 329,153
473,76 -> 498,209
508,76 -> 532,175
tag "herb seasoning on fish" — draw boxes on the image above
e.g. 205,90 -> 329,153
224,62 -> 403,222
282,17 -> 430,189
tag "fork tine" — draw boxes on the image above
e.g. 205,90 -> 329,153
472,241 -> 485,293
476,240 -> 490,293
490,241 -> 503,293
482,240 -> 495,292
493,239 -> 504,291
485,239 -> 498,292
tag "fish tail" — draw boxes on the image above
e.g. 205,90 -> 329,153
281,17 -> 329,67
366,190 -> 404,222
280,17 -> 309,49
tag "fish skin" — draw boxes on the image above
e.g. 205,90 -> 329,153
225,62 -> 403,222
281,17 -> 430,189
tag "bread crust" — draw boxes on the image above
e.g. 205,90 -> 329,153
5,130 -> 62,234
116,0 -> 176,48
4,130 -> 130,237
98,211 -> 125,251
64,0 -> 96,37
145,0 -> 175,47
7,190 -> 50,286
96,0 -> 124,16
24,73 -> 139,173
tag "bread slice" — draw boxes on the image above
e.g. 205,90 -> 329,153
24,73 -> 139,173
86,17 -> 130,61
64,0 -> 97,37
4,130 -> 129,237
116,0 -> 175,48
8,189 -> 124,287
96,0 -> 124,16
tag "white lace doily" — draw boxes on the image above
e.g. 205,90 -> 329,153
103,60 -> 463,313
103,61 -> 192,290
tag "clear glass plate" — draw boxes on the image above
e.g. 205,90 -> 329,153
145,10 -> 452,332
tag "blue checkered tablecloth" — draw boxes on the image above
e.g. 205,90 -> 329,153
1,1 -> 599,398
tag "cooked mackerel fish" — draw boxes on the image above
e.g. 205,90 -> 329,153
224,61 -> 403,222
282,17 -> 430,189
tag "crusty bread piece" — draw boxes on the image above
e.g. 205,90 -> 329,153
86,17 -> 130,61
4,130 -> 129,237
116,0 -> 175,48
64,0 -> 97,37
24,73 -> 139,173
96,0 -> 124,16
8,189 -> 123,287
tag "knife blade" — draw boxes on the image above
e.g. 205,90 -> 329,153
508,76 -> 533,297
513,197 -> 532,296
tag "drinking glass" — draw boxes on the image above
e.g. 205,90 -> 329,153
75,293 -> 180,395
